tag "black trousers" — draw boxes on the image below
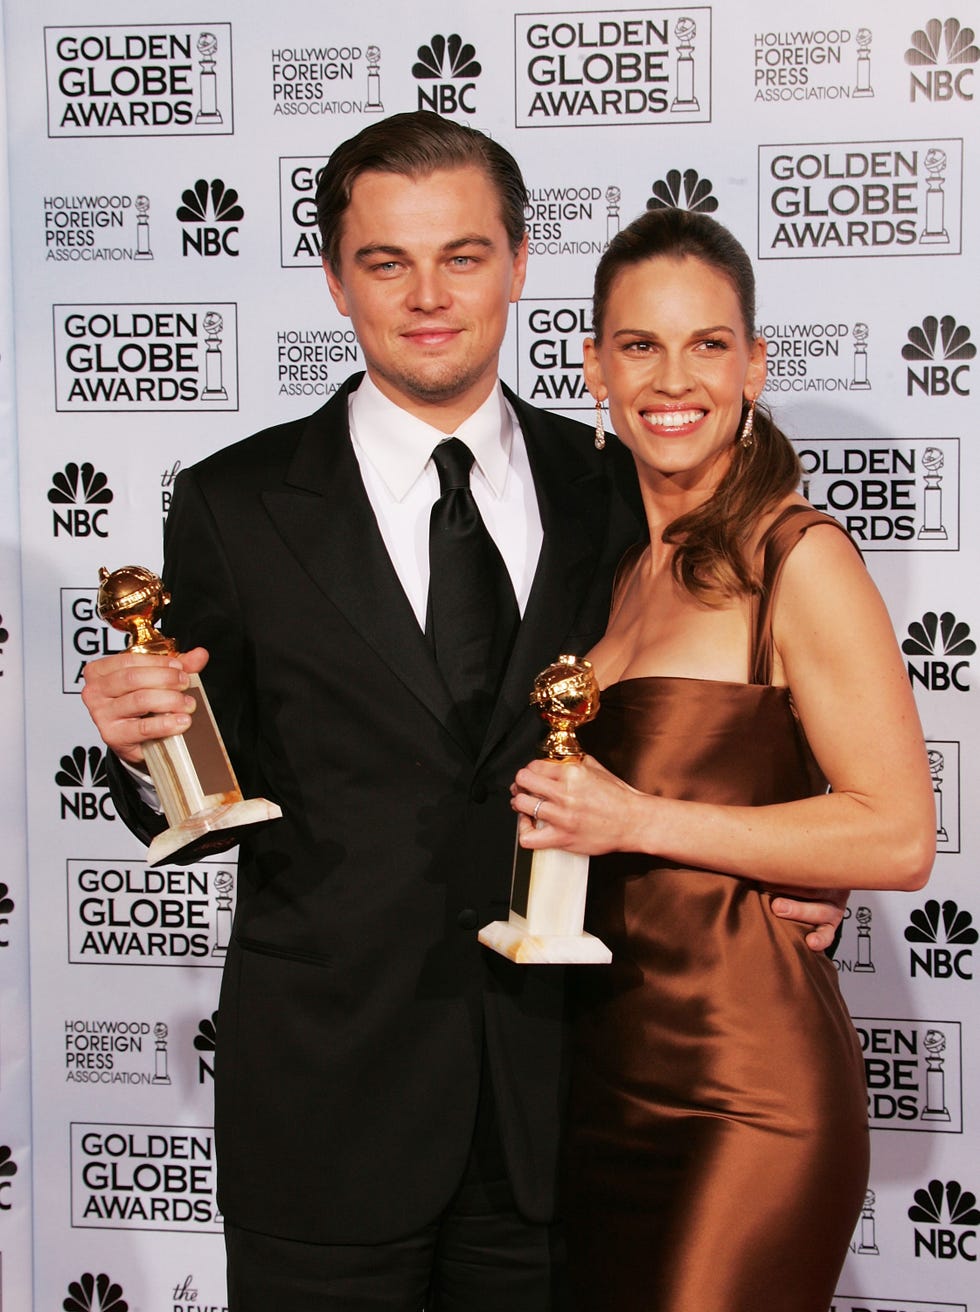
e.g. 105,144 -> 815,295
225,1057 -> 568,1312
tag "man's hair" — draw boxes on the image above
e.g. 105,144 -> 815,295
315,111 -> 528,270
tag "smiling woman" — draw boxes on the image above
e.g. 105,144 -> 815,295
511,207 -> 935,1312
585,256 -> 766,500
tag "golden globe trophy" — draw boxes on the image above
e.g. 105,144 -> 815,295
478,655 -> 612,964
97,565 -> 282,867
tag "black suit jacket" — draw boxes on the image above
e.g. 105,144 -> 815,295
110,374 -> 641,1243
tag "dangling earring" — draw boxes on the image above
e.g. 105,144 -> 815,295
739,398 -> 756,449
593,396 -> 606,451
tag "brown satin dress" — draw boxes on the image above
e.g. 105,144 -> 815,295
566,507 -> 870,1312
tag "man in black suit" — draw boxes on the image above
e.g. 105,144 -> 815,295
82,112 -> 841,1311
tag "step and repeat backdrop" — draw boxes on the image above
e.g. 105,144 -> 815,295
0,1 -> 977,1309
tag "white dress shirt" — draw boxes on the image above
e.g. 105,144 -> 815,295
348,373 -> 543,625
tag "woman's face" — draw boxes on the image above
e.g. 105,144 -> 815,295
584,255 -> 767,494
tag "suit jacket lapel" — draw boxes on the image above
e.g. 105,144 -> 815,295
261,378 -> 462,742
479,389 -> 610,762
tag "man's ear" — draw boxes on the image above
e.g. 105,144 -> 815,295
323,257 -> 349,317
508,233 -> 529,303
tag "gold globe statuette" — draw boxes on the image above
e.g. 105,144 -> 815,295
97,565 -> 282,867
478,655 -> 612,964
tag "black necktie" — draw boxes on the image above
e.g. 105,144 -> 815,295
426,438 -> 520,748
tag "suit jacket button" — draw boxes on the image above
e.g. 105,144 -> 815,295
457,908 -> 480,930
470,783 -> 488,803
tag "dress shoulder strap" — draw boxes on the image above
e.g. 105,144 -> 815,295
749,505 -> 861,685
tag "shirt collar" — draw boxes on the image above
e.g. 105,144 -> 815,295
349,372 -> 514,501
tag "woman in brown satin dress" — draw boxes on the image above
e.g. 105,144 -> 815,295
511,210 -> 935,1312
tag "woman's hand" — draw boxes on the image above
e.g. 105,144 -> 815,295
511,755 -> 651,856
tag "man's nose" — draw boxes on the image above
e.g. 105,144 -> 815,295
406,265 -> 450,312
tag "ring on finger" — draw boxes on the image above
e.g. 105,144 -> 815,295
532,798 -> 544,823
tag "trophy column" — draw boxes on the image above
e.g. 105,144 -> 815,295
479,655 -> 612,965
97,565 -> 282,867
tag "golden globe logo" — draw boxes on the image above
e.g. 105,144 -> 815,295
53,303 -> 239,411
45,25 -> 233,136
516,302 -> 593,407
66,862 -> 227,966
70,1124 -> 219,1231
853,1019 -> 962,1131
758,138 -> 963,258
514,8 -> 711,127
793,438 -> 960,550
279,156 -> 328,265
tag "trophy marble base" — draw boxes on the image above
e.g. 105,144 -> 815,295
478,918 -> 611,964
146,796 -> 283,867
478,845 -> 612,965
141,679 -> 282,867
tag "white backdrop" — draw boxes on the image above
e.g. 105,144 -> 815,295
1,2 -> 977,1309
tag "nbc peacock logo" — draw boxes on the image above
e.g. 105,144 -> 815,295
905,898 -> 976,980
906,17 -> 978,101
63,1272 -> 129,1311
0,1146 -> 17,1210
908,1178 -> 979,1260
646,168 -> 718,214
48,462 -> 114,539
0,882 -> 15,948
177,177 -> 244,258
194,1011 -> 217,1084
903,314 -> 974,397
412,33 -> 481,116
902,611 -> 973,692
56,745 -> 115,822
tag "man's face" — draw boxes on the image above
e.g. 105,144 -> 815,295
324,165 -> 528,430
